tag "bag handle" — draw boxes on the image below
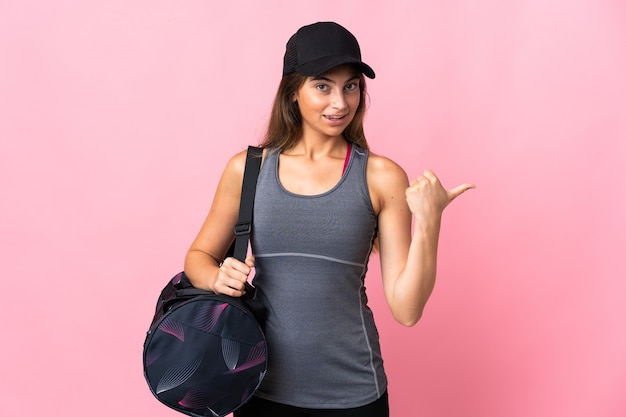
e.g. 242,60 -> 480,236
230,146 -> 263,263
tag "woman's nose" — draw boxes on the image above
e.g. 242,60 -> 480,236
330,90 -> 348,109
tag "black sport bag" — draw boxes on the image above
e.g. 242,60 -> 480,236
143,146 -> 266,417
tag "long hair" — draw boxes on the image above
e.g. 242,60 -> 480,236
259,70 -> 370,151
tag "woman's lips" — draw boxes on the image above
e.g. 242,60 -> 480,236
324,114 -> 347,125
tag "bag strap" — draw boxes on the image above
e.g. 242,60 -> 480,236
231,146 -> 263,262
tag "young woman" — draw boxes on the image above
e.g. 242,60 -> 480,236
184,21 -> 474,417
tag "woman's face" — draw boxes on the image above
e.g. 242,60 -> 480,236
293,65 -> 361,141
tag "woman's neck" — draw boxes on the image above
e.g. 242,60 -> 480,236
284,136 -> 348,160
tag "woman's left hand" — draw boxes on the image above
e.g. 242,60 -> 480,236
406,170 -> 475,223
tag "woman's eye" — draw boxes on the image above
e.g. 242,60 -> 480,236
316,84 -> 328,91
345,83 -> 358,91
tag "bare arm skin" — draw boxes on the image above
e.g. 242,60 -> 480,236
368,154 -> 475,326
184,150 -> 255,297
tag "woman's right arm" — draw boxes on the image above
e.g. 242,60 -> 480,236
184,150 -> 254,296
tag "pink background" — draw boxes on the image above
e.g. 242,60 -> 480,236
1,1 -> 625,416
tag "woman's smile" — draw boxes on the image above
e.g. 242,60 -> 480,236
324,113 -> 349,125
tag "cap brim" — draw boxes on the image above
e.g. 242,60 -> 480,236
296,55 -> 376,79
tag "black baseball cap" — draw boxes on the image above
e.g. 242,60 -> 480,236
282,22 -> 376,79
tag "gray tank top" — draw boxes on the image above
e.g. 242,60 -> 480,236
250,145 -> 387,408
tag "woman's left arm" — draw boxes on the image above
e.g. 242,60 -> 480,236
369,155 -> 475,326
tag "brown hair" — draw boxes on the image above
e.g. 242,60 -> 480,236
259,69 -> 370,151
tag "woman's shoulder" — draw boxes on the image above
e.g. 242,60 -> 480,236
366,151 -> 410,213
366,151 -> 409,183
217,149 -> 250,190
225,148 -> 248,170
221,147 -> 270,182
